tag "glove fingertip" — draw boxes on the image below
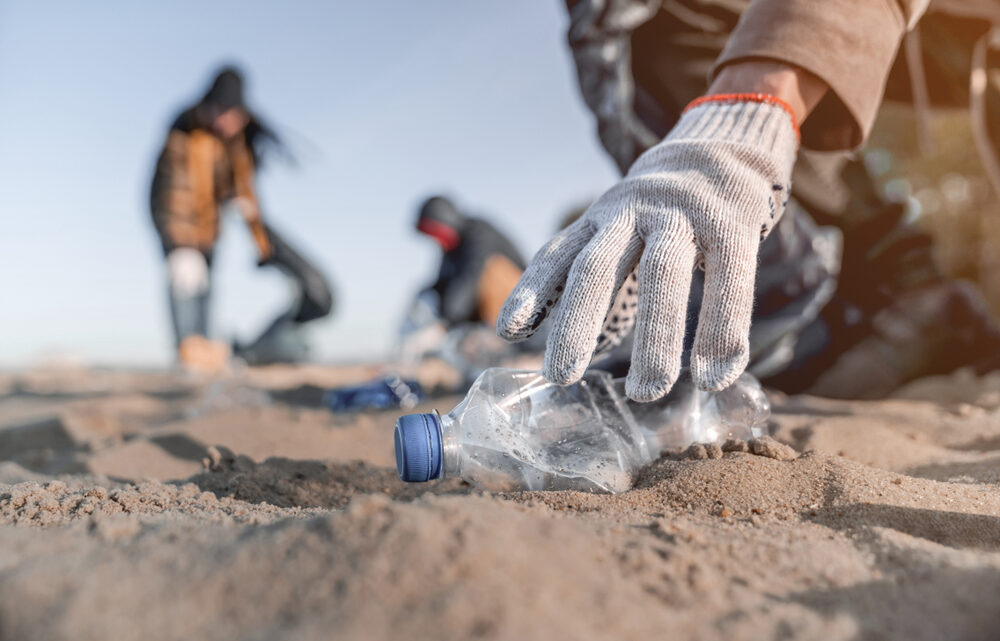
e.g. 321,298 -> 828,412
625,374 -> 675,403
496,300 -> 547,342
690,351 -> 749,392
541,350 -> 590,386
496,322 -> 534,343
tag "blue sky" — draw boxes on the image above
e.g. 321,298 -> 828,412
0,1 -> 620,366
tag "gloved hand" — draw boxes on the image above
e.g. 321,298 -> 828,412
166,247 -> 210,299
497,95 -> 799,401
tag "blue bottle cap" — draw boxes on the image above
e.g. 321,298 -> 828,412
394,412 -> 443,483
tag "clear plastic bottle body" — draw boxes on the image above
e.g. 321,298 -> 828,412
439,369 -> 648,493
624,374 -> 771,452
399,368 -> 771,494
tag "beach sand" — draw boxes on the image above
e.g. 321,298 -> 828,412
1,362 -> 999,640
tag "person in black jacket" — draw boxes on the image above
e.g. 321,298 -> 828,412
415,196 -> 525,329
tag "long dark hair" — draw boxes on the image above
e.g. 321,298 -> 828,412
183,65 -> 293,167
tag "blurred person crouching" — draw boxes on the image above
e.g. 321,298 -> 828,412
415,196 -> 525,329
399,195 -> 538,380
149,66 -> 333,372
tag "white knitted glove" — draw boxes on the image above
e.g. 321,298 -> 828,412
497,95 -> 799,401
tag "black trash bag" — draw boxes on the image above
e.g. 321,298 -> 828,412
234,222 -> 334,365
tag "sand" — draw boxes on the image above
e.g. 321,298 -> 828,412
1,363 -> 999,640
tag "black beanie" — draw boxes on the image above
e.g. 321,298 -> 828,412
203,67 -> 246,111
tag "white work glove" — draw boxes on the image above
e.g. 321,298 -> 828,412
167,247 -> 210,299
497,95 -> 799,401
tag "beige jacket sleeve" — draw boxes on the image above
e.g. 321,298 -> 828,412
714,0 -> 930,150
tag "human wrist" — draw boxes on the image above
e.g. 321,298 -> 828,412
638,97 -> 799,184
677,96 -> 800,153
709,61 -> 827,124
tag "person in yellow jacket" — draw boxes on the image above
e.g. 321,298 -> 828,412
150,67 -> 332,371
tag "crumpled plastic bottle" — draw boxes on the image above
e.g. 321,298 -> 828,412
394,368 -> 769,493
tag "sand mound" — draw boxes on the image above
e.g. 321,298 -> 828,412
0,476 -> 312,528
0,496 -> 671,641
3,454 -> 1000,641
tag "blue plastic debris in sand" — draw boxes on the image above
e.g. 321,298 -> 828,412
325,375 -> 424,412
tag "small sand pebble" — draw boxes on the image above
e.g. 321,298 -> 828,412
205,445 -> 223,469
682,444 -> 709,460
721,439 -> 749,453
748,436 -> 798,461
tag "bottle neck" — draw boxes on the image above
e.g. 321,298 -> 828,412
438,411 -> 462,479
